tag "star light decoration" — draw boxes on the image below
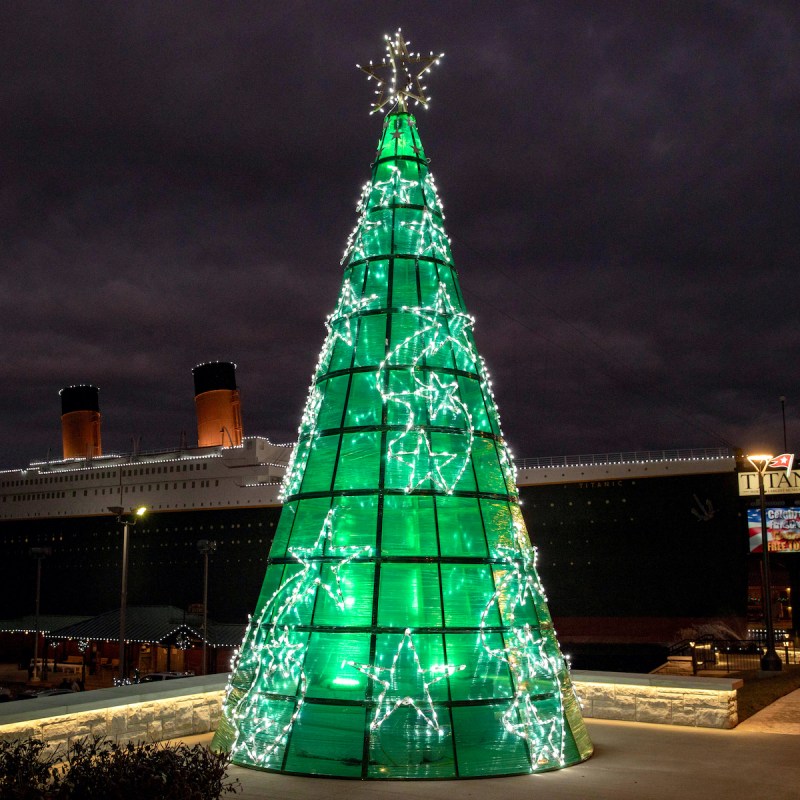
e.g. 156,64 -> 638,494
346,628 -> 465,759
280,280 -> 377,500
378,281 -> 478,494
358,29 -> 444,114
473,517 -> 575,769
224,509 -> 373,765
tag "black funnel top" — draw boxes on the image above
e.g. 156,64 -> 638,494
59,385 -> 100,415
193,362 -> 237,395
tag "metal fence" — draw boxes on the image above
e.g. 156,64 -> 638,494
666,636 -> 798,673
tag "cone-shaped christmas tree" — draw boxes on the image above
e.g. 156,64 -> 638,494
212,30 -> 592,779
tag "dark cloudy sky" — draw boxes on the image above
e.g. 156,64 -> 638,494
1,1 -> 798,469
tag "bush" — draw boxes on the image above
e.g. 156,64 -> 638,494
0,736 -> 240,800
0,739 -> 57,800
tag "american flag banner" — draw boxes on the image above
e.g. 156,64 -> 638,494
748,508 -> 800,553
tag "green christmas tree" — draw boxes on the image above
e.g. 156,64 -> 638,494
212,30 -> 593,779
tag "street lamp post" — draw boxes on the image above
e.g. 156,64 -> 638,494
197,539 -> 217,676
29,547 -> 51,682
747,455 -> 785,671
779,396 -> 788,452
109,506 -> 146,683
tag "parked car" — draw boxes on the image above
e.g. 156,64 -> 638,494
15,687 -> 74,699
139,671 -> 195,682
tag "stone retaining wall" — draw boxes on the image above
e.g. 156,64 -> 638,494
0,671 -> 742,750
572,670 -> 742,729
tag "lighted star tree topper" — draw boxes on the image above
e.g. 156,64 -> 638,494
212,29 -> 593,779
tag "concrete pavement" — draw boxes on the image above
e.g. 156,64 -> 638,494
178,693 -> 800,800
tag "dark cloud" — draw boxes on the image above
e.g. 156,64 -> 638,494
0,1 -> 798,468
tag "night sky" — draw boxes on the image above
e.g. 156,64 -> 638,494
2,2 -> 798,470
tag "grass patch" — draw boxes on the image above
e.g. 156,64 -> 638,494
736,664 -> 800,722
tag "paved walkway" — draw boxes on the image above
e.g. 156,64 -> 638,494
179,705 -> 800,800
736,687 -> 800,735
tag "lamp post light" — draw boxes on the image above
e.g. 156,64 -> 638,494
747,455 -> 785,671
29,547 -> 52,682
108,505 -> 147,683
779,396 -> 788,452
197,539 -> 217,676
77,639 -> 89,689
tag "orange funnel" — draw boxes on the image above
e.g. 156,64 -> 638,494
192,362 -> 243,447
59,385 -> 102,459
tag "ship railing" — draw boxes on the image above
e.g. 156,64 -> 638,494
33,445 -> 226,469
515,447 -> 734,471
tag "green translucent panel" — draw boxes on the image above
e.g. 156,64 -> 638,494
393,212 -> 427,257
346,262 -> 367,296
312,563 -> 374,626
430,432 -> 476,492
457,376 -> 493,433
230,699 -> 295,770
563,684 -> 595,762
380,494 -> 437,555
376,128 -> 397,160
451,332 -> 478,373
333,431 -> 381,490
367,706 -> 456,779
303,633 -> 371,700
331,494 -> 378,550
395,160 -> 425,206
285,497 -> 332,550
316,375 -> 348,430
490,564 -> 549,629
354,313 -> 387,367
423,330 -> 457,370
299,434 -> 339,494
327,335 -> 355,373
252,563 -> 288,617
392,126 -> 419,160
420,180 -> 443,216
378,563 -> 442,627
437,268 -> 462,310
436,496 -> 488,557
417,260 -> 439,305
343,371 -> 382,427
373,633 -> 449,700
388,312 -> 427,364
452,704 -> 531,777
284,704 -> 366,777
446,633 -> 513,701
472,438 -> 508,495
364,260 -> 389,308
369,160 -> 399,207
269,501 -> 296,558
391,258 -> 420,307
441,564 -> 497,627
481,500 -> 516,552
385,368 -> 428,426
364,209 -> 394,255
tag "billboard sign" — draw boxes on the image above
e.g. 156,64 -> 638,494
739,470 -> 800,496
748,508 -> 800,553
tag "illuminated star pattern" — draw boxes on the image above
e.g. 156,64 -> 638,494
223,509 -> 372,765
347,629 -> 465,732
358,29 -> 444,114
378,281 -> 479,494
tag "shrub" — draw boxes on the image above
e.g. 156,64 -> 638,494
0,736 -> 240,800
0,738 -> 57,800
